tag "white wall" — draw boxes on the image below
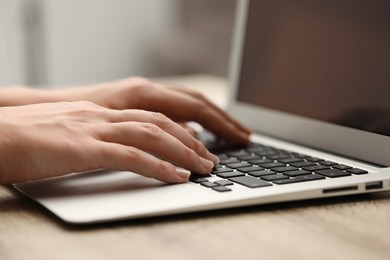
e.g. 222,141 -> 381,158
40,0 -> 179,85
0,0 -> 233,87
0,0 -> 28,85
0,0 -> 180,86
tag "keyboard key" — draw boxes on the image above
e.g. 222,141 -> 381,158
190,176 -> 210,183
316,169 -> 351,178
212,186 -> 232,192
215,180 -> 234,186
278,158 -> 304,164
273,174 -> 325,184
248,170 -> 276,177
218,154 -> 229,159
217,171 -> 246,178
292,153 -> 310,158
347,168 -> 368,175
260,162 -> 286,168
200,181 -> 219,188
275,148 -> 289,154
332,164 -> 353,170
236,154 -> 261,161
302,165 -> 330,172
229,176 -> 272,188
267,154 -> 290,160
272,166 -> 299,172
261,174 -> 289,181
246,147 -> 266,153
283,170 -> 311,177
237,166 -> 264,173
319,160 -> 338,166
256,150 -> 277,156
306,157 -> 324,162
226,162 -> 252,169
227,150 -> 250,157
220,158 -> 240,165
212,167 -> 234,174
290,161 -> 317,168
248,158 -> 273,164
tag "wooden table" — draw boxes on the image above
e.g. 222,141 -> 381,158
1,75 -> 390,260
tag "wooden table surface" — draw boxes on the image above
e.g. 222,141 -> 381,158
1,75 -> 390,260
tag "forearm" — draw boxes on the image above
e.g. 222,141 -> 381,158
0,85 -> 102,107
0,86 -> 54,106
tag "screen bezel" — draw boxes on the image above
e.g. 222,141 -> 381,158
227,0 -> 390,166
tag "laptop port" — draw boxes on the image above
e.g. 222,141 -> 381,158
323,186 -> 358,194
365,181 -> 383,190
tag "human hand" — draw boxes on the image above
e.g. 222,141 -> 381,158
56,77 -> 251,144
0,101 -> 220,184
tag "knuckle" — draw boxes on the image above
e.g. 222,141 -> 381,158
130,82 -> 148,94
184,147 -> 197,161
155,161 -> 178,182
158,161 -> 172,176
118,76 -> 152,87
192,100 -> 209,118
140,123 -> 163,140
74,101 -> 100,113
193,92 -> 206,100
194,100 -> 208,112
75,100 -> 100,108
193,139 -> 207,155
151,112 -> 171,128
152,112 -> 168,121
136,78 -> 155,90
130,76 -> 152,85
69,102 -> 106,121
124,147 -> 142,162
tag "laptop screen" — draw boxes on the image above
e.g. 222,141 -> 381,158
238,0 -> 390,137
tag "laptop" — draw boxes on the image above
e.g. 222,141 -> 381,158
15,0 -> 390,224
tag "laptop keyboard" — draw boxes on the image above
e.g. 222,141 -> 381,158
190,142 -> 368,192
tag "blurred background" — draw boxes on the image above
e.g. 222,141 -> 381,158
0,0 -> 236,87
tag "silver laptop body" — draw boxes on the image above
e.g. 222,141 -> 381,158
15,0 -> 390,224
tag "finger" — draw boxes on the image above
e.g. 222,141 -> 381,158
177,122 -> 197,137
168,85 -> 252,135
96,121 -> 215,174
135,87 -> 250,144
104,110 -> 219,164
95,142 -> 194,183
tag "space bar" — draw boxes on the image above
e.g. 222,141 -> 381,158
229,176 -> 272,188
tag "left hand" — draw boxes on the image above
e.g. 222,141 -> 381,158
55,77 -> 251,144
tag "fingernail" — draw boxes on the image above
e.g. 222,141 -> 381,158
175,167 -> 191,180
200,157 -> 214,171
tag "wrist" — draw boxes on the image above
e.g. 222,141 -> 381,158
0,86 -> 55,106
